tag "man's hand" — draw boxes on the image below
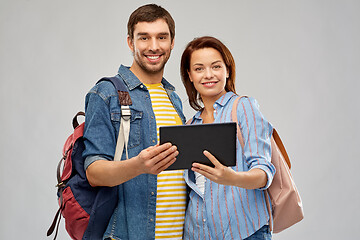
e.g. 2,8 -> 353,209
136,143 -> 178,175
86,143 -> 178,187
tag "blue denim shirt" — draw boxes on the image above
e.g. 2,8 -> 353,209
82,65 -> 186,240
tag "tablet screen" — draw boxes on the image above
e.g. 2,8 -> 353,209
159,122 -> 237,170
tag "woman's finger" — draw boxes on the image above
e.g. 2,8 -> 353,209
192,162 -> 214,174
192,166 -> 215,181
203,150 -> 223,168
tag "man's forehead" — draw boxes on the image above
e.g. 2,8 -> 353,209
133,19 -> 170,35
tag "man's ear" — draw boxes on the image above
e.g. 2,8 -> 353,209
171,39 -> 175,50
127,35 -> 134,52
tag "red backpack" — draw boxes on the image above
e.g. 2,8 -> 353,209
47,76 -> 131,239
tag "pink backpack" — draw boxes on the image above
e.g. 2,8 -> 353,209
231,96 -> 304,233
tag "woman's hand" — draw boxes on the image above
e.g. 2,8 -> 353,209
191,150 -> 238,186
192,150 -> 268,189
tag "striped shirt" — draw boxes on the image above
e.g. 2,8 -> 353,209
183,92 -> 276,240
144,83 -> 186,240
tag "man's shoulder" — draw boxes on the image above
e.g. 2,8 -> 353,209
88,79 -> 117,99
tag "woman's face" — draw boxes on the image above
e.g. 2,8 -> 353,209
188,47 -> 228,102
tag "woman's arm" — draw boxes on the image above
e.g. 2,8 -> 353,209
191,150 -> 267,189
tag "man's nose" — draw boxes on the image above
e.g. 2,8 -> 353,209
149,38 -> 160,52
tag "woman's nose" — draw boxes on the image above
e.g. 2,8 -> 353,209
204,68 -> 214,79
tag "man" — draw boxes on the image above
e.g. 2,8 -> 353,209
82,4 -> 187,240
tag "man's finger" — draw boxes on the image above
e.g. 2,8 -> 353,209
146,142 -> 173,158
153,150 -> 178,173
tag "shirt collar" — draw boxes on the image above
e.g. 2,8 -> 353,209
117,65 -> 175,91
215,91 -> 237,107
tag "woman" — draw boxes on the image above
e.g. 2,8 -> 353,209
180,36 -> 275,240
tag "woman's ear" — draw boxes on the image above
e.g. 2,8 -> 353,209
187,70 -> 193,82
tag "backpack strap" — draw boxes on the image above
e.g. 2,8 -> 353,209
230,96 -> 247,149
97,76 -> 132,160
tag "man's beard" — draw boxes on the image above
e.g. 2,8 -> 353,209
133,48 -> 171,75
135,56 -> 168,74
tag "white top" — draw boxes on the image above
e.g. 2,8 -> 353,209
194,172 -> 206,195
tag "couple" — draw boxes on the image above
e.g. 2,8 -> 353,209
83,4 -> 275,240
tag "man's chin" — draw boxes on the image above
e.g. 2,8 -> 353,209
143,63 -> 166,74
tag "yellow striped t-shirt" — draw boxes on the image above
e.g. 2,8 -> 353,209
144,83 -> 186,240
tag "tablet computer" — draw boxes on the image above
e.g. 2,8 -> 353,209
159,122 -> 237,170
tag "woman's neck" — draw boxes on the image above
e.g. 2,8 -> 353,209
200,98 -> 216,123
200,91 -> 227,124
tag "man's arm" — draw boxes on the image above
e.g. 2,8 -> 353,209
86,143 -> 178,187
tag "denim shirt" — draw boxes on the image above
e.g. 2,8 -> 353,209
82,65 -> 186,240
183,92 -> 275,240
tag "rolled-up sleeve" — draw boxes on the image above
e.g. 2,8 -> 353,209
237,97 -> 276,190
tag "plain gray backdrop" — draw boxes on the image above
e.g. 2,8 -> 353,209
1,0 -> 359,239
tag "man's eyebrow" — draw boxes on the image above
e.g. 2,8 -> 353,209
136,32 -> 170,36
136,32 -> 150,36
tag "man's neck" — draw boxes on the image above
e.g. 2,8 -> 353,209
129,63 -> 164,85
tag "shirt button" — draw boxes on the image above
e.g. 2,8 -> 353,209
203,219 -> 206,222
140,85 -> 144,88
152,140 -> 155,143
150,218 -> 154,222
151,192 -> 155,196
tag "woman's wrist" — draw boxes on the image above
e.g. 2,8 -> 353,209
232,169 -> 267,189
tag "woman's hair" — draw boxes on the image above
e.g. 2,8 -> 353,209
127,4 -> 175,42
180,36 -> 236,111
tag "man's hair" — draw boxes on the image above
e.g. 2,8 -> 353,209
127,4 -> 175,42
180,36 -> 237,111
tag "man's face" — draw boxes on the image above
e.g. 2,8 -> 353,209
128,19 -> 174,75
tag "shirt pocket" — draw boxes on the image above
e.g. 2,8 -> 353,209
110,108 -> 143,149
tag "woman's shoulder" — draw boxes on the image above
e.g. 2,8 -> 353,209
233,95 -> 260,111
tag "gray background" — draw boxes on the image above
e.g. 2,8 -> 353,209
1,0 -> 359,239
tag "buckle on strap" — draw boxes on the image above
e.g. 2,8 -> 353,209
121,106 -> 131,120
